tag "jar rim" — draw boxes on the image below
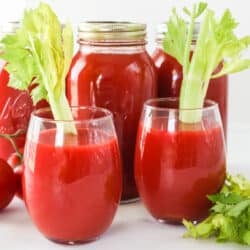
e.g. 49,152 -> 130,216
78,21 -> 147,43
156,22 -> 200,41
0,21 -> 20,38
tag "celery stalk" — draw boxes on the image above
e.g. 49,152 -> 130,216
0,3 -> 76,134
163,2 -> 250,123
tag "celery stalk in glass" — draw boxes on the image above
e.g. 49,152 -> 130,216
163,2 -> 250,123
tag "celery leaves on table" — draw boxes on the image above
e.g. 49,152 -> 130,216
0,3 -> 75,133
163,2 -> 250,123
183,174 -> 250,245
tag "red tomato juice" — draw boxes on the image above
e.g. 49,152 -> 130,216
23,128 -> 122,242
135,121 -> 226,222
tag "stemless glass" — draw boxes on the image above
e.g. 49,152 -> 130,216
135,98 -> 226,223
23,106 -> 122,244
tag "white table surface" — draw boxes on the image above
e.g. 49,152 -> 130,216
1,125 -> 250,250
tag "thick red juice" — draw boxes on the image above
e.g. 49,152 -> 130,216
67,51 -> 157,201
152,48 -> 228,137
0,60 -> 33,160
135,121 -> 226,222
23,128 -> 122,242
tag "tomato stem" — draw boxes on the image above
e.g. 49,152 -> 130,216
0,129 -> 24,162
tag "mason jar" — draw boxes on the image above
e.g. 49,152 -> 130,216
66,21 -> 157,202
0,21 -> 33,162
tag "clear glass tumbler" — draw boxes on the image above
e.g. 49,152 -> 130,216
23,106 -> 122,244
134,98 -> 226,223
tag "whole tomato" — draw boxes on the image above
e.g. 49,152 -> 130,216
7,151 -> 24,200
13,164 -> 23,199
0,159 -> 17,210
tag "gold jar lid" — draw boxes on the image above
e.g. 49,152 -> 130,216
78,21 -> 147,44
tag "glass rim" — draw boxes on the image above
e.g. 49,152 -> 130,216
144,97 -> 218,112
31,106 -> 113,125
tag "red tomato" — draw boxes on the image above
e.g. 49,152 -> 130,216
13,164 -> 23,200
7,152 -> 22,168
7,152 -> 24,200
0,159 -> 17,210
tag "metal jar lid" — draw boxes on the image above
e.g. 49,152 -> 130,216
156,22 -> 200,41
78,21 -> 147,44
0,21 -> 20,38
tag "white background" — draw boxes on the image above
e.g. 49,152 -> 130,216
1,2 -> 250,249
1,0 -> 250,162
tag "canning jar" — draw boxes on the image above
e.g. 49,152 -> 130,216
66,22 -> 157,202
0,21 -> 33,161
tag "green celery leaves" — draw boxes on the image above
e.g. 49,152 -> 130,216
183,174 -> 250,245
0,3 -> 75,129
163,2 -> 250,123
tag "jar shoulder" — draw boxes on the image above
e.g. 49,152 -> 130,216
68,49 -> 157,79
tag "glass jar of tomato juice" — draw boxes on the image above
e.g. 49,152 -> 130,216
66,22 -> 157,202
0,21 -> 33,161
152,23 -> 228,137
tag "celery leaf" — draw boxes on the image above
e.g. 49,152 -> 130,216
183,174 -> 250,245
0,3 -> 75,130
163,2 -> 250,123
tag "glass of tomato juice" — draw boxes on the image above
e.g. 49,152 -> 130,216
23,106 -> 122,244
134,98 -> 226,223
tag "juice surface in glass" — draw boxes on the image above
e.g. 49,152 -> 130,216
23,128 -> 122,242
